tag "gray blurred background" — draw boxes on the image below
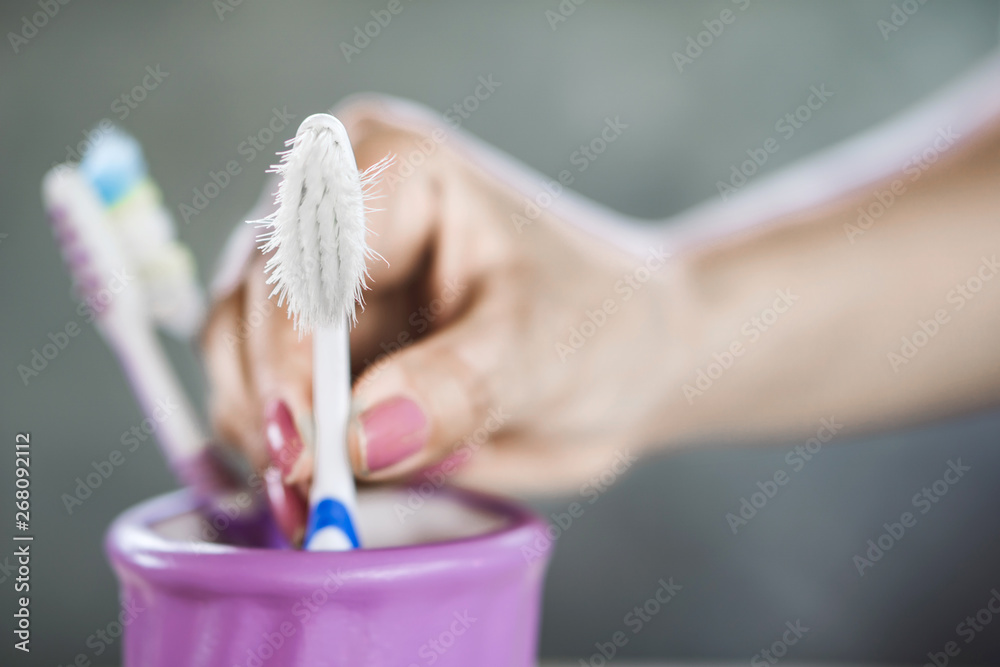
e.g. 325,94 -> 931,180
3,0 -> 1000,664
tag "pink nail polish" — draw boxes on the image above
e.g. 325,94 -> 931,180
265,400 -> 304,478
264,400 -> 307,544
264,467 -> 306,546
360,397 -> 428,472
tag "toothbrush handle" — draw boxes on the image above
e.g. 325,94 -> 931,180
306,322 -> 360,550
103,315 -> 284,547
101,315 -> 209,472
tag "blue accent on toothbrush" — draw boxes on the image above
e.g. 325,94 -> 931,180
80,128 -> 147,206
305,499 -> 360,549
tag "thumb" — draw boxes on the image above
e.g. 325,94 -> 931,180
348,315 -> 500,480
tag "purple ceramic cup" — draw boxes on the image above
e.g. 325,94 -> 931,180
106,486 -> 552,667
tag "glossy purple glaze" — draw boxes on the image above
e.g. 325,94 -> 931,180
106,488 -> 552,667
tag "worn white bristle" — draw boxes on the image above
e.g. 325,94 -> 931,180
254,114 -> 391,332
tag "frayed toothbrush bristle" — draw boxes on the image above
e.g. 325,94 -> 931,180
254,113 -> 387,333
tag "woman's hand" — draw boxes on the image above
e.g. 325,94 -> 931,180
201,97 -> 682,501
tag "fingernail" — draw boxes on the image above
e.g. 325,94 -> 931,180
264,400 -> 308,545
264,467 -> 307,546
358,396 -> 428,472
265,400 -> 304,479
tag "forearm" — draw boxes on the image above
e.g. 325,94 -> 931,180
655,59 -> 1000,446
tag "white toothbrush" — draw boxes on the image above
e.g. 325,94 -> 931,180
80,128 -> 206,339
44,161 -> 282,545
42,166 -> 208,472
256,113 -> 389,550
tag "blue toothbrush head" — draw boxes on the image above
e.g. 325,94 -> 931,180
80,127 -> 147,206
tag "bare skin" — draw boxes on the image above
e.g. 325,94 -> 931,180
202,60 -> 1000,503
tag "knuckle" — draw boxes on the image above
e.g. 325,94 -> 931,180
428,344 -> 493,439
